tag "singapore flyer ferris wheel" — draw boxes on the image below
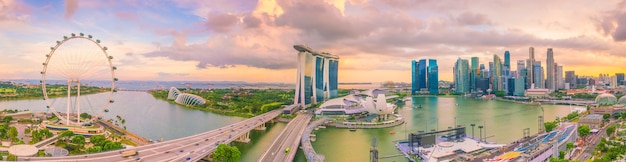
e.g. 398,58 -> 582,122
41,33 -> 118,126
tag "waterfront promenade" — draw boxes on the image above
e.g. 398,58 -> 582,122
301,118 -> 329,162
329,117 -> 404,129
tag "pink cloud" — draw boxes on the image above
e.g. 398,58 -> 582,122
205,13 -> 239,33
0,0 -> 31,22
115,11 -> 137,21
64,0 -> 78,18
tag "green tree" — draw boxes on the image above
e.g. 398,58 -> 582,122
212,144 -> 241,162
41,129 -> 53,138
495,91 -> 506,97
64,143 -> 79,152
80,113 -> 92,120
549,157 -> 568,162
613,113 -> 621,119
559,151 -> 565,159
86,146 -> 103,153
2,116 -> 12,123
566,142 -> 575,151
544,121 -> 558,132
7,126 -> 17,139
603,114 -> 611,121
71,135 -> 86,147
103,141 -> 123,151
58,131 -> 74,142
606,125 -> 616,137
89,135 -> 106,146
578,125 -> 591,138
6,154 -> 17,161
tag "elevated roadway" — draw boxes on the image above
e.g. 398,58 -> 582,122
20,110 -> 282,162
535,99 -> 594,105
258,113 -> 313,162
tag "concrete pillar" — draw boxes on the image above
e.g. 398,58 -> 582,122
254,123 -> 267,130
235,132 -> 251,143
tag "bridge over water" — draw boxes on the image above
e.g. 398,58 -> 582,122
258,113 -> 313,162
21,110 -> 282,162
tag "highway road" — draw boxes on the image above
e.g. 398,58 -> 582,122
258,113 -> 312,162
21,110 -> 282,162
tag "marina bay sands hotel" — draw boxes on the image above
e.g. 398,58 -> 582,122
293,45 -> 339,107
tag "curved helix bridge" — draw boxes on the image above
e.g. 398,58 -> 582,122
167,87 -> 206,106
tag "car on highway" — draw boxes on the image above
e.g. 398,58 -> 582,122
180,150 -> 184,153
135,157 -> 141,161
186,157 -> 191,161
165,151 -> 170,153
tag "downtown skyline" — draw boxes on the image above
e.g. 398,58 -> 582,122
1,0 -> 626,83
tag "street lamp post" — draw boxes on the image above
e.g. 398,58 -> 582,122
470,124 -> 476,140
478,125 -> 484,142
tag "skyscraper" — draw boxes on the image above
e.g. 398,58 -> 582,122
503,51 -> 511,94
556,64 -> 564,90
470,57 -> 479,92
418,59 -> 427,91
488,61 -> 494,79
546,48 -> 555,92
454,58 -> 470,93
554,63 -> 565,90
504,51 -> 511,70
411,60 -> 419,95
528,47 -> 535,89
533,61 -> 544,89
514,77 -> 525,96
294,45 -> 339,107
565,71 -> 576,89
479,64 -> 485,78
516,60 -> 525,78
611,76 -> 618,88
493,55 -> 503,91
616,73 -> 624,85
519,68 -> 528,90
428,59 -> 439,94
507,78 -> 515,96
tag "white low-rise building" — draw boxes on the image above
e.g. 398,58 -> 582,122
315,89 -> 395,120
525,89 -> 550,98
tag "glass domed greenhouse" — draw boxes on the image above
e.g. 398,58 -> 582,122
595,93 -> 617,105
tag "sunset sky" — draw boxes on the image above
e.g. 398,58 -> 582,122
1,0 -> 626,83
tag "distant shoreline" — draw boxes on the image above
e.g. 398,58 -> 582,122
338,82 -> 373,85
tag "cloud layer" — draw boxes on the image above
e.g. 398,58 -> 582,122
1,0 -> 626,82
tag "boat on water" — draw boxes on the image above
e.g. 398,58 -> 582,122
389,130 -> 396,135
349,128 -> 356,132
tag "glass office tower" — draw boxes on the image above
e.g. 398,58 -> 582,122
428,59 -> 438,94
